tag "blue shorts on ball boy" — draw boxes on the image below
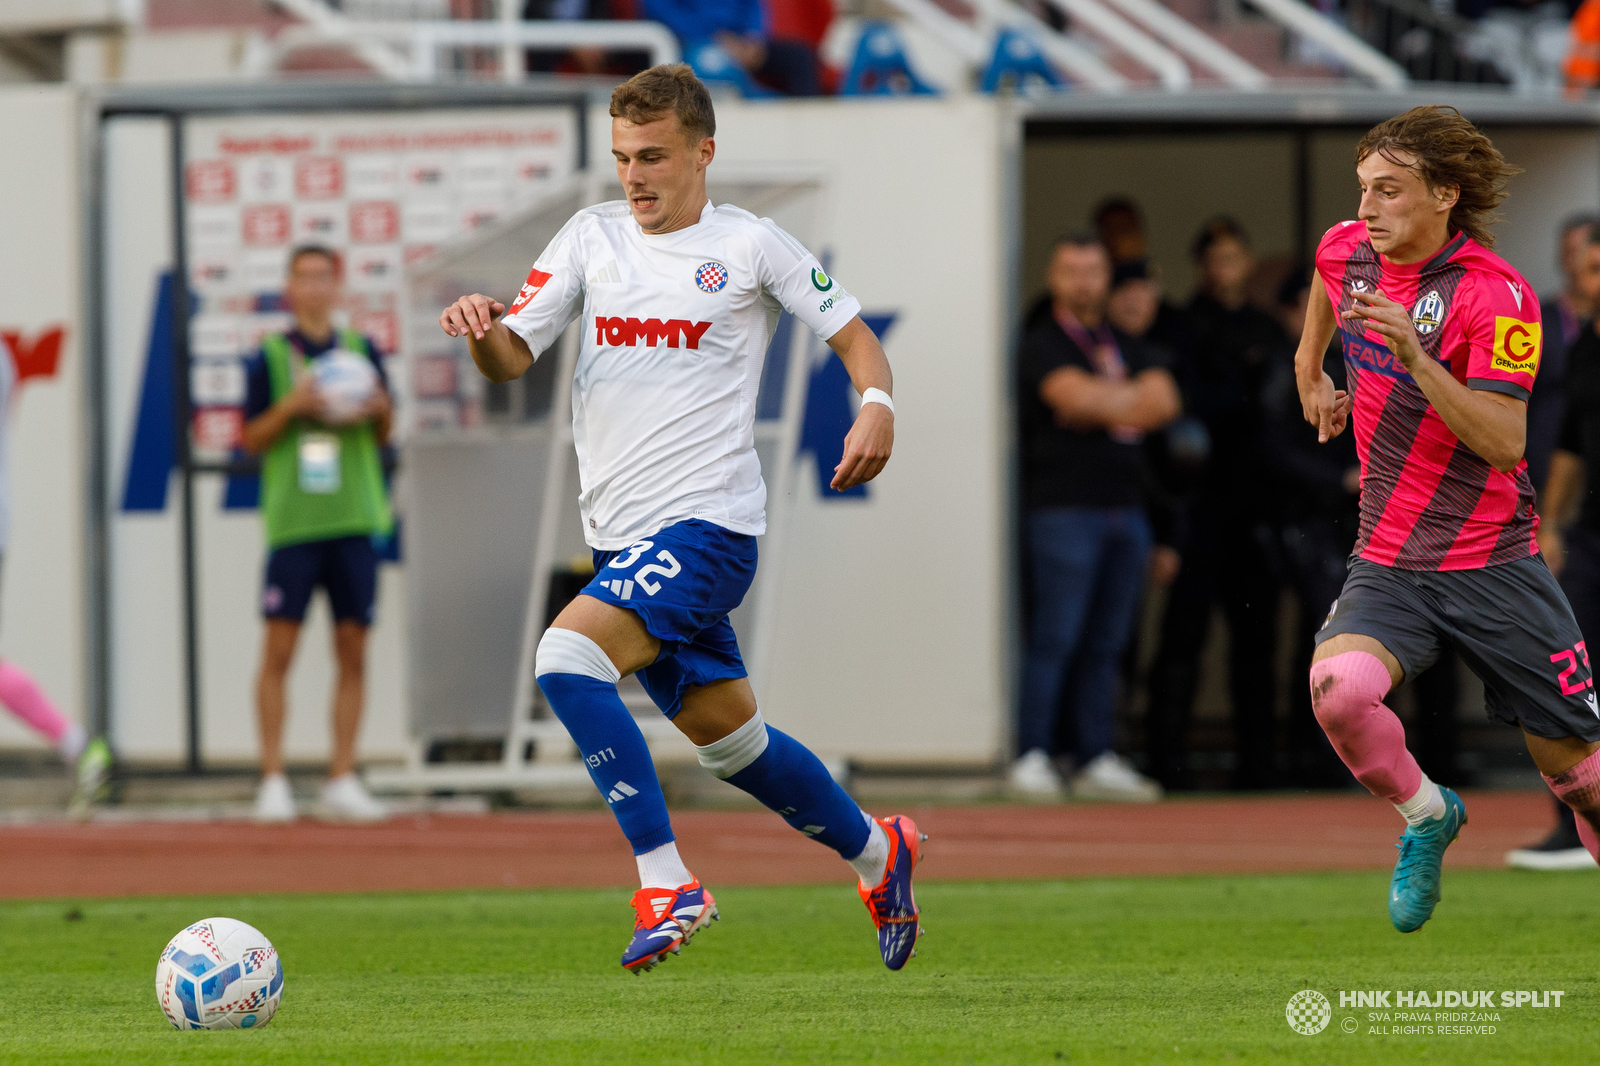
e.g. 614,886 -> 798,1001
581,518 -> 757,718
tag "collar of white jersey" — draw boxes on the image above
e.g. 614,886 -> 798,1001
635,198 -> 716,240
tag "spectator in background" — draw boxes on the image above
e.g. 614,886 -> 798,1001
241,245 -> 393,825
1013,234 -> 1179,801
1509,223 -> 1600,871
1569,0 -> 1600,93
523,0 -> 651,78
1094,197 -> 1187,352
1145,218 -> 1285,791
644,0 -> 821,96
1263,268 -> 1359,787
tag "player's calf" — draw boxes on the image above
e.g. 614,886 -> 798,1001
694,711 -> 923,968
1542,748 -> 1600,862
1310,651 -> 1426,807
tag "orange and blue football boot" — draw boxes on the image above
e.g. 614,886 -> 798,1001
621,876 -> 718,974
859,814 -> 924,970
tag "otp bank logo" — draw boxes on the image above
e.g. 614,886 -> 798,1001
1491,316 -> 1541,376
594,316 -> 712,349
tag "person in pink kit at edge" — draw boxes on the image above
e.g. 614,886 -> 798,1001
1296,106 -> 1600,933
0,329 -> 111,814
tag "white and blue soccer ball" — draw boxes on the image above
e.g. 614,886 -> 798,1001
155,917 -> 284,1031
312,349 -> 378,424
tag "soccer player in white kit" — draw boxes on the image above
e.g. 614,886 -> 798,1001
440,65 -> 921,973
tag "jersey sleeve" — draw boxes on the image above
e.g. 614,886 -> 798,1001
1313,222 -> 1358,309
750,218 -> 862,342
1463,272 -> 1542,402
500,213 -> 586,357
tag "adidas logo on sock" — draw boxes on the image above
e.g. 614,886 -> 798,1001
607,781 -> 640,803
801,824 -> 826,837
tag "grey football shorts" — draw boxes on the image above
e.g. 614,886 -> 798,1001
1315,554 -> 1600,742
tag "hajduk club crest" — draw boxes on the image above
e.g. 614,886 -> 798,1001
1412,290 -> 1445,334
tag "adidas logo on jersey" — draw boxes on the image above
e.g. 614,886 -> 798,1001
589,260 -> 622,286
595,316 -> 713,350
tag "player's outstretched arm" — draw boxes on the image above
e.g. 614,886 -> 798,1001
1295,277 -> 1350,444
440,293 -> 535,384
1344,289 -> 1527,472
826,316 -> 894,492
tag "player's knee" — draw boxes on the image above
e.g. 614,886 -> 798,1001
1309,651 -> 1390,734
694,710 -> 768,780
534,627 -> 620,684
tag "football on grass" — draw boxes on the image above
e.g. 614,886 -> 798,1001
313,349 -> 378,424
155,917 -> 283,1030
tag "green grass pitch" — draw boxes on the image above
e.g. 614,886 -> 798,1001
0,871 -> 1594,1064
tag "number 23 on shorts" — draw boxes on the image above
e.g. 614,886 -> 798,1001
607,540 -> 683,596
1551,641 -> 1594,697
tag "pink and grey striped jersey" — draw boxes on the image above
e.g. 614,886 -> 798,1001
1315,222 -> 1542,571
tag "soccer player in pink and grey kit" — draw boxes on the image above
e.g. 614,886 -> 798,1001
0,334 -> 110,812
1297,106 -> 1600,931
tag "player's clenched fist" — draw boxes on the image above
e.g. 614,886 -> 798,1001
832,402 -> 893,492
440,293 -> 506,340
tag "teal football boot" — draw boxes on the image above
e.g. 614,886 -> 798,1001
1389,786 -> 1467,933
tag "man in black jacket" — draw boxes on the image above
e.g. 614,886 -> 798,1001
1145,218 -> 1286,790
1013,234 -> 1180,800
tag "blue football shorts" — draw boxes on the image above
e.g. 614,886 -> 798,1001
581,518 -> 757,718
262,534 -> 379,626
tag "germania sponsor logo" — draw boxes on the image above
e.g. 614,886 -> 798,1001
1491,316 -> 1541,376
1411,290 -> 1444,334
508,267 -> 553,314
811,267 -> 833,292
594,316 -> 713,349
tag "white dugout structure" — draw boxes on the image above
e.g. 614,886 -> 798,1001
2,81 -> 1599,785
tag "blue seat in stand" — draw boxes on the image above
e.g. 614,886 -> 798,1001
688,42 -> 778,98
841,22 -> 939,96
981,27 -> 1064,92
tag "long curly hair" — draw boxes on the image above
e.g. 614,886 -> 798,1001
1355,106 -> 1520,248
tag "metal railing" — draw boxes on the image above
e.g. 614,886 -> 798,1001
251,18 -> 681,81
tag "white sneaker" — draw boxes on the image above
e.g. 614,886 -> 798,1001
1071,752 -> 1163,803
252,773 -> 297,824
317,773 -> 388,823
1008,749 -> 1065,797
1506,846 -> 1599,871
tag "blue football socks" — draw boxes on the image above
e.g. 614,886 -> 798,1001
725,726 -> 872,860
537,671 -> 675,855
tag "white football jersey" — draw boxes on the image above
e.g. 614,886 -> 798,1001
501,199 -> 862,549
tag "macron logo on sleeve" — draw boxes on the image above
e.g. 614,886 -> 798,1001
507,267 -> 554,315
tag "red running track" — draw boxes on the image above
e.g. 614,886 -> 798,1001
0,791 -> 1558,900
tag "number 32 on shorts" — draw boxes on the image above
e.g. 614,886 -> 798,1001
1550,641 -> 1594,697
606,540 -> 683,596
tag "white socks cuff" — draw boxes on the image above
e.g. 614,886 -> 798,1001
58,725 -> 87,763
636,841 -> 693,890
848,814 -> 890,887
534,628 -> 621,683
1395,773 -> 1446,826
694,711 -> 769,779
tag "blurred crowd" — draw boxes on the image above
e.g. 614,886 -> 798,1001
1013,203 -> 1596,826
522,0 -> 833,95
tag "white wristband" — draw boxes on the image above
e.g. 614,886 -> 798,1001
861,387 -> 894,415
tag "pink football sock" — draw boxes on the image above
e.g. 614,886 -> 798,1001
1309,651 -> 1423,805
1542,748 -> 1600,862
0,660 -> 71,745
